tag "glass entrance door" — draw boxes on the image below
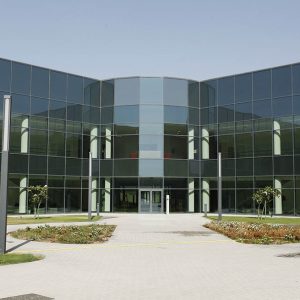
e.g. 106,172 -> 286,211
139,189 -> 163,213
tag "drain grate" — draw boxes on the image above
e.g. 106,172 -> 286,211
0,294 -> 53,300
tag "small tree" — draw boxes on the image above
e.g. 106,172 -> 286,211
28,185 -> 48,219
252,186 -> 281,219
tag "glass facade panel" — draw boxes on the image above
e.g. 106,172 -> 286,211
235,73 -> 252,102
218,77 -> 234,105
140,78 -> 163,104
272,66 -> 292,98
253,70 -> 271,100
164,78 -> 188,106
114,78 -> 139,105
0,59 -> 11,92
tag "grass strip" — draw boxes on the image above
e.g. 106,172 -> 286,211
7,215 -> 101,225
0,253 -> 43,266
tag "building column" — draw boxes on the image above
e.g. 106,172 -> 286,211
273,120 -> 281,155
188,179 -> 195,212
19,176 -> 27,213
92,179 -> 97,211
202,179 -> 210,212
202,127 -> 209,159
104,178 -> 111,212
105,127 -> 111,159
21,117 -> 29,153
274,178 -> 282,215
188,128 -> 194,160
90,126 -> 98,158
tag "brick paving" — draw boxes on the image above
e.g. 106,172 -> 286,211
1,214 -> 299,300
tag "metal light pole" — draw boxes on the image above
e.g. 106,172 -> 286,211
218,152 -> 222,221
0,95 -> 12,254
88,151 -> 92,220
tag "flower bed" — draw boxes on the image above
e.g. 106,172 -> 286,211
11,224 -> 116,244
204,221 -> 300,244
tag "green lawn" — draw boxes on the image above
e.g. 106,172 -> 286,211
0,253 -> 43,266
7,215 -> 101,225
207,216 -> 300,225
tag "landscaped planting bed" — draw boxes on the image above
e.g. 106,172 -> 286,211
205,221 -> 300,244
0,253 -> 43,266
11,224 -> 116,244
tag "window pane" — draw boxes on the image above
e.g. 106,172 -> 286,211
165,106 -> 188,124
49,100 -> 66,119
67,104 -> 82,122
253,99 -> 271,118
236,158 -> 253,176
114,159 -> 138,176
274,156 -> 293,175
139,159 -> 163,177
164,78 -> 188,106
50,71 -> 67,100
84,79 -> 100,107
114,78 -> 139,105
48,157 -> 65,175
8,154 -> 28,173
272,96 -> 292,117
200,80 -> 217,108
101,80 -> 114,106
218,105 -> 234,123
235,102 -> 252,121
164,135 -> 187,159
114,105 -> 139,123
188,81 -> 199,107
67,75 -> 83,103
140,78 -> 163,104
0,59 -> 11,92
235,73 -> 252,102
31,97 -> 49,116
114,124 -> 138,135
140,105 -> 163,123
101,106 -> 113,124
31,67 -> 49,98
218,135 -> 234,158
114,135 -> 138,158
254,131 -> 272,156
253,70 -> 271,100
29,155 -> 47,174
66,133 -> 82,158
12,94 -> 30,115
292,63 -> 300,95
11,62 -> 30,94
140,135 -> 163,159
254,157 -> 272,175
218,77 -> 234,105
272,66 -> 292,97
66,158 -> 82,175
164,160 -> 188,177
49,131 -> 65,156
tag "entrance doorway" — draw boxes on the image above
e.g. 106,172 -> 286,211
139,189 -> 163,213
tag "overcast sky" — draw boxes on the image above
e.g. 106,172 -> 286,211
0,0 -> 299,81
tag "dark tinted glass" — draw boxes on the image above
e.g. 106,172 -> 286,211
139,159 -> 163,177
164,160 -> 188,177
31,97 -> 49,116
222,159 -> 235,176
67,104 -> 82,122
253,99 -> 271,118
272,66 -> 292,97
11,62 -> 30,94
218,135 -> 234,158
254,157 -> 273,175
272,96 -> 292,117
254,131 -> 272,156
49,131 -> 65,156
114,159 -> 138,176
218,105 -> 234,123
189,108 -> 199,124
47,157 -> 65,176
253,70 -> 271,100
30,130 -> 48,155
164,79 -> 188,106
84,79 -> 100,106
67,75 -> 83,103
164,106 -> 188,124
0,59 -> 11,92
114,135 -> 138,158
66,158 -> 82,175
31,67 -> 49,98
11,94 -> 30,114
164,135 -> 187,159
114,105 -> 139,123
236,158 -> 253,176
218,77 -> 234,105
50,71 -> 67,100
8,154 -> 28,173
235,102 -> 252,121
274,156 -> 293,175
66,133 -> 82,158
29,155 -> 47,174
200,80 -> 217,108
101,80 -> 114,106
235,73 -> 252,102
293,95 -> 300,115
114,78 -> 139,105
188,81 -> 199,107
201,160 -> 217,177
200,107 -> 217,125
292,64 -> 300,94
101,107 -> 113,124
49,100 -> 66,119
82,106 -> 100,124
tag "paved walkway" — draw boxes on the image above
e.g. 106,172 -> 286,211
1,214 -> 300,300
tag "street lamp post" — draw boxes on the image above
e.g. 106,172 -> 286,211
88,151 -> 92,220
0,95 -> 12,254
218,152 -> 222,221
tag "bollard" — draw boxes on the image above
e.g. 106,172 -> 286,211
166,195 -> 169,215
97,202 -> 100,217
204,203 -> 207,217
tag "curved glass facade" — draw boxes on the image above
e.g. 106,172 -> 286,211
1,58 -> 300,215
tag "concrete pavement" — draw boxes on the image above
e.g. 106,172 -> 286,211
0,214 -> 299,300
